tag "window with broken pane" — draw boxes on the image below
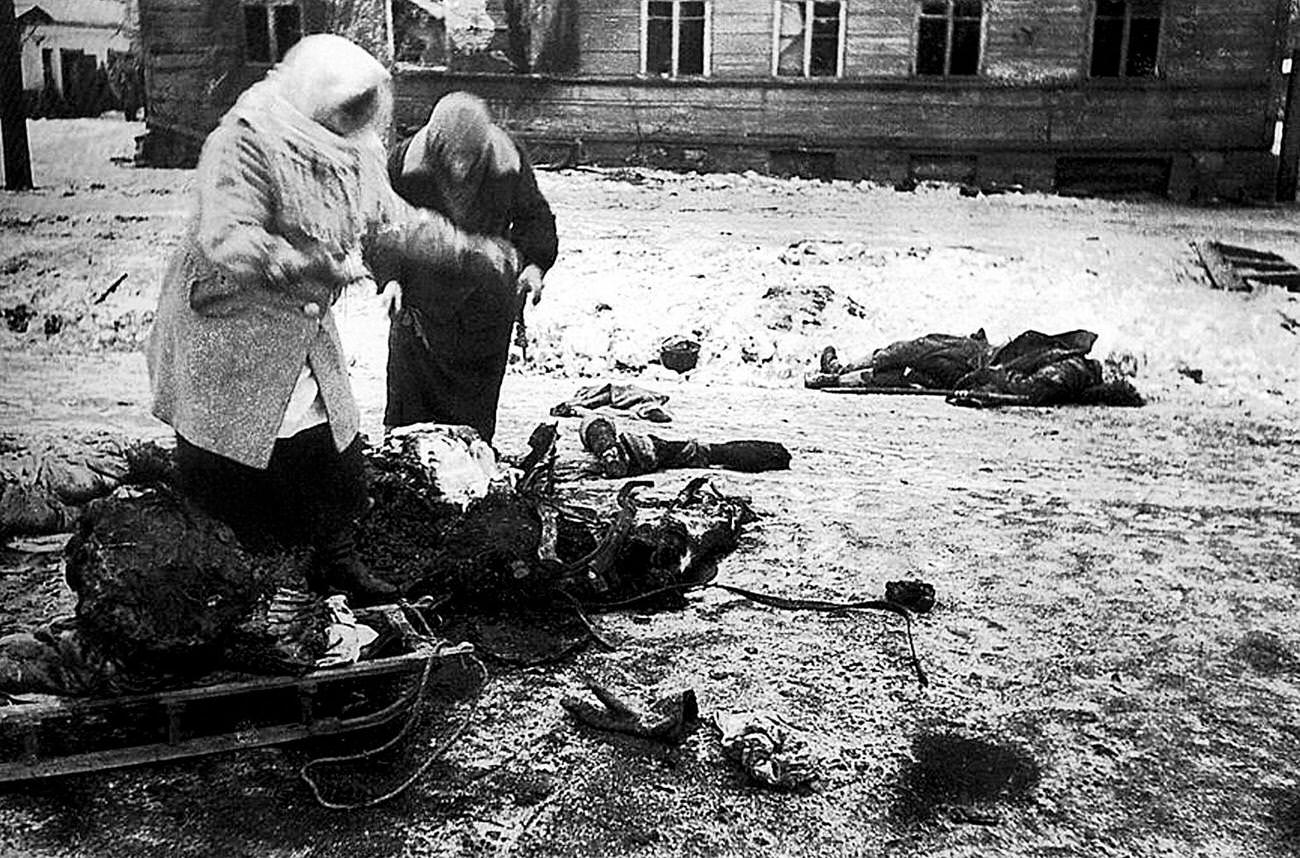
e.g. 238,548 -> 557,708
915,0 -> 982,77
392,0 -> 450,66
645,0 -> 709,77
774,0 -> 843,78
1090,0 -> 1161,78
242,0 -> 302,64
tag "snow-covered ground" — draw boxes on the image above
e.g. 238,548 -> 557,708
3,117 -> 1299,416
4,118 -> 1300,858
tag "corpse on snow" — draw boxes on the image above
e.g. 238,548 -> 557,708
806,329 -> 1144,408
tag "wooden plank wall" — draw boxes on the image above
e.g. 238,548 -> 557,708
710,1 -> 771,76
1163,0 -> 1286,80
982,0 -> 1086,82
139,0 -> 263,143
141,0 -> 1288,181
394,70 -> 1273,151
575,0 -> 640,74
844,0 -> 914,77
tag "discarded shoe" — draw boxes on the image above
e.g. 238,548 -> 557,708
885,580 -> 936,613
561,680 -> 699,744
819,345 -> 842,375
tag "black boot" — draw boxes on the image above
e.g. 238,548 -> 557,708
314,529 -> 398,607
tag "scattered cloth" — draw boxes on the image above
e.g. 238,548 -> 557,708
714,711 -> 817,790
316,594 -> 379,668
578,415 -> 790,479
561,680 -> 699,744
0,434 -> 173,539
550,383 -> 673,423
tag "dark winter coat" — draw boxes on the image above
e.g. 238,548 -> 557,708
383,131 -> 558,441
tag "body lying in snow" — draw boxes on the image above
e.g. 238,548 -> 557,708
806,329 -> 1143,407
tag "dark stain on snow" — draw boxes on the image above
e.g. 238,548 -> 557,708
1232,630 -> 1297,675
1269,787 -> 1300,844
891,731 -> 1041,824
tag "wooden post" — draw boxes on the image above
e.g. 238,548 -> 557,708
0,0 -> 34,190
1277,50 -> 1300,202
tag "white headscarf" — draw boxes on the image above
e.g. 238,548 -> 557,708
220,34 -> 397,250
272,34 -> 392,140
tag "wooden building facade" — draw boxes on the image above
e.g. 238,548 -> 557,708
133,0 -> 388,165
138,0 -> 1293,199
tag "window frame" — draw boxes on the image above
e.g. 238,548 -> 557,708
640,0 -> 713,78
770,0 -> 847,79
1087,0 -> 1163,79
914,0 -> 985,78
242,0 -> 304,66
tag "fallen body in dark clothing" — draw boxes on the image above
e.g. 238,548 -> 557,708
578,415 -> 792,479
806,328 -> 1143,407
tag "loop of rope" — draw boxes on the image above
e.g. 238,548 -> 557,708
299,576 -> 926,810
572,581 -> 929,688
299,650 -> 488,810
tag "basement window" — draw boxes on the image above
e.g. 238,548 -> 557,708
773,1 -> 844,78
916,0 -> 983,77
643,0 -> 710,77
1090,0 -> 1161,78
243,0 -> 302,64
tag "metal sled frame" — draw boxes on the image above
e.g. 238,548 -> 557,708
0,645 -> 441,783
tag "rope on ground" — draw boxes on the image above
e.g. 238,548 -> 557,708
575,581 -> 930,688
706,583 -> 929,688
299,650 -> 489,810
471,629 -> 592,668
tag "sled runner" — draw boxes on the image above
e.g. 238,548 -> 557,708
0,612 -> 469,784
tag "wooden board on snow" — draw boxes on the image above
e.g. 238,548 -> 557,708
1194,240 -> 1300,292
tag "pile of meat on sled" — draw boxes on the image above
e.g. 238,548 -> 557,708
0,415 -> 790,699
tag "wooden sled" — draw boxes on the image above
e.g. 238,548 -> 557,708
0,610 -> 472,784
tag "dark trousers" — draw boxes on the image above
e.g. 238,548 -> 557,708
173,425 -> 367,553
384,299 -> 515,445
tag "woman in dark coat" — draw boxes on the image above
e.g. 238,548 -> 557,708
382,92 -> 558,444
